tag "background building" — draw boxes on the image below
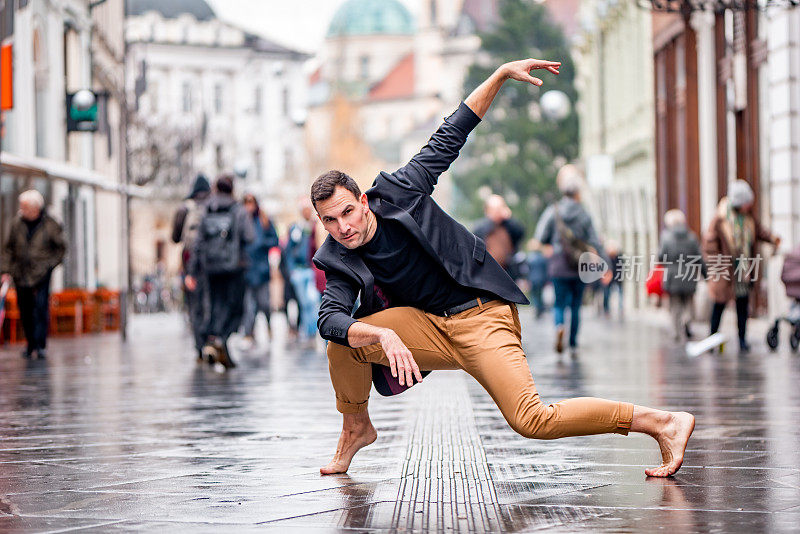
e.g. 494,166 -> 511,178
125,0 -> 309,279
306,0 -> 498,209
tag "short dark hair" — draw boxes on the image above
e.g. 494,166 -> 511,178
215,173 -> 234,194
310,170 -> 362,209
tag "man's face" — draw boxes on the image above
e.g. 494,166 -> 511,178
315,186 -> 371,249
19,201 -> 41,221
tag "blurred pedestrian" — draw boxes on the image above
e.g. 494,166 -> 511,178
659,210 -> 705,342
284,198 -> 321,341
186,174 -> 254,369
172,173 -> 211,361
240,193 -> 279,349
473,194 -> 526,280
1,190 -> 66,360
526,239 -> 549,318
703,180 -> 780,353
278,241 -> 301,337
603,239 -> 624,318
535,164 -> 609,355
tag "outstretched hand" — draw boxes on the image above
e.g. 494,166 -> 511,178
464,57 -> 561,118
502,58 -> 561,87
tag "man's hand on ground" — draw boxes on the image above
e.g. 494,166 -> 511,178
500,58 -> 561,87
379,329 -> 423,387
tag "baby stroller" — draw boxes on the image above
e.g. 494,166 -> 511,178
767,246 -> 800,352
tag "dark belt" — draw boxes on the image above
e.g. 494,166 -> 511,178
441,297 -> 486,317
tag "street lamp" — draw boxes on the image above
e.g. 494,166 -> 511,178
233,159 -> 249,180
540,90 -> 571,121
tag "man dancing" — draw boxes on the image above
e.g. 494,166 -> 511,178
311,59 -> 694,478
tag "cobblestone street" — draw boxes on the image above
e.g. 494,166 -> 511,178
1,308 -> 800,532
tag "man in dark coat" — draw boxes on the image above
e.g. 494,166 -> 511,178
1,190 -> 67,359
311,58 -> 695,479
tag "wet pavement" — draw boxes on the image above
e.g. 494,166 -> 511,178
1,307 -> 800,533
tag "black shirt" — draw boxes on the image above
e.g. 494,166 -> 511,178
358,217 -> 483,314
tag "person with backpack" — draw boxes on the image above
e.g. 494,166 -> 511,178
659,209 -> 706,342
240,193 -> 279,349
185,174 -> 254,369
172,173 -> 211,361
534,164 -> 609,355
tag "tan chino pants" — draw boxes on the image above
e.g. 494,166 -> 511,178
327,299 -> 633,440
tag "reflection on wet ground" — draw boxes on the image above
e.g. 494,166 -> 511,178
1,310 -> 799,532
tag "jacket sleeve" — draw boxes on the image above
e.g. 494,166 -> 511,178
754,217 -> 776,245
692,235 -> 708,278
171,205 -> 188,244
584,217 -> 609,263
1,227 -> 15,274
188,212 -> 205,277
534,206 -> 555,245
240,207 -> 255,245
505,218 -> 525,248
385,102 -> 481,196
264,219 -> 279,249
702,218 -> 722,257
50,220 -> 67,268
315,262 -> 359,347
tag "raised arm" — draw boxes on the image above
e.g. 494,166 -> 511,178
464,58 -> 561,118
384,58 -> 561,196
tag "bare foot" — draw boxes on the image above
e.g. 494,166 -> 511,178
320,422 -> 377,475
645,411 -> 695,477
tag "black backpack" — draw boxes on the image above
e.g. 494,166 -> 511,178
200,204 -> 240,275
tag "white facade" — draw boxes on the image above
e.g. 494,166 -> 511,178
765,6 -> 800,317
125,9 -> 308,215
124,7 -> 308,276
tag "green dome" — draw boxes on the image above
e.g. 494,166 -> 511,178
327,0 -> 415,38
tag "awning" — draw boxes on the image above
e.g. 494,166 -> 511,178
0,151 -> 149,198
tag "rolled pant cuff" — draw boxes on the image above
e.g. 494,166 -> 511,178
616,401 -> 634,436
337,398 -> 369,414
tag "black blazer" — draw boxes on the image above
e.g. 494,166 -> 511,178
313,102 -> 529,352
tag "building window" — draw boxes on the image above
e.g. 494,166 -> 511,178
254,85 -> 262,115
282,87 -> 289,117
284,147 -> 292,175
214,83 -> 223,114
149,80 -> 158,113
359,55 -> 369,80
253,149 -> 262,182
182,81 -> 192,113
215,144 -> 223,172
